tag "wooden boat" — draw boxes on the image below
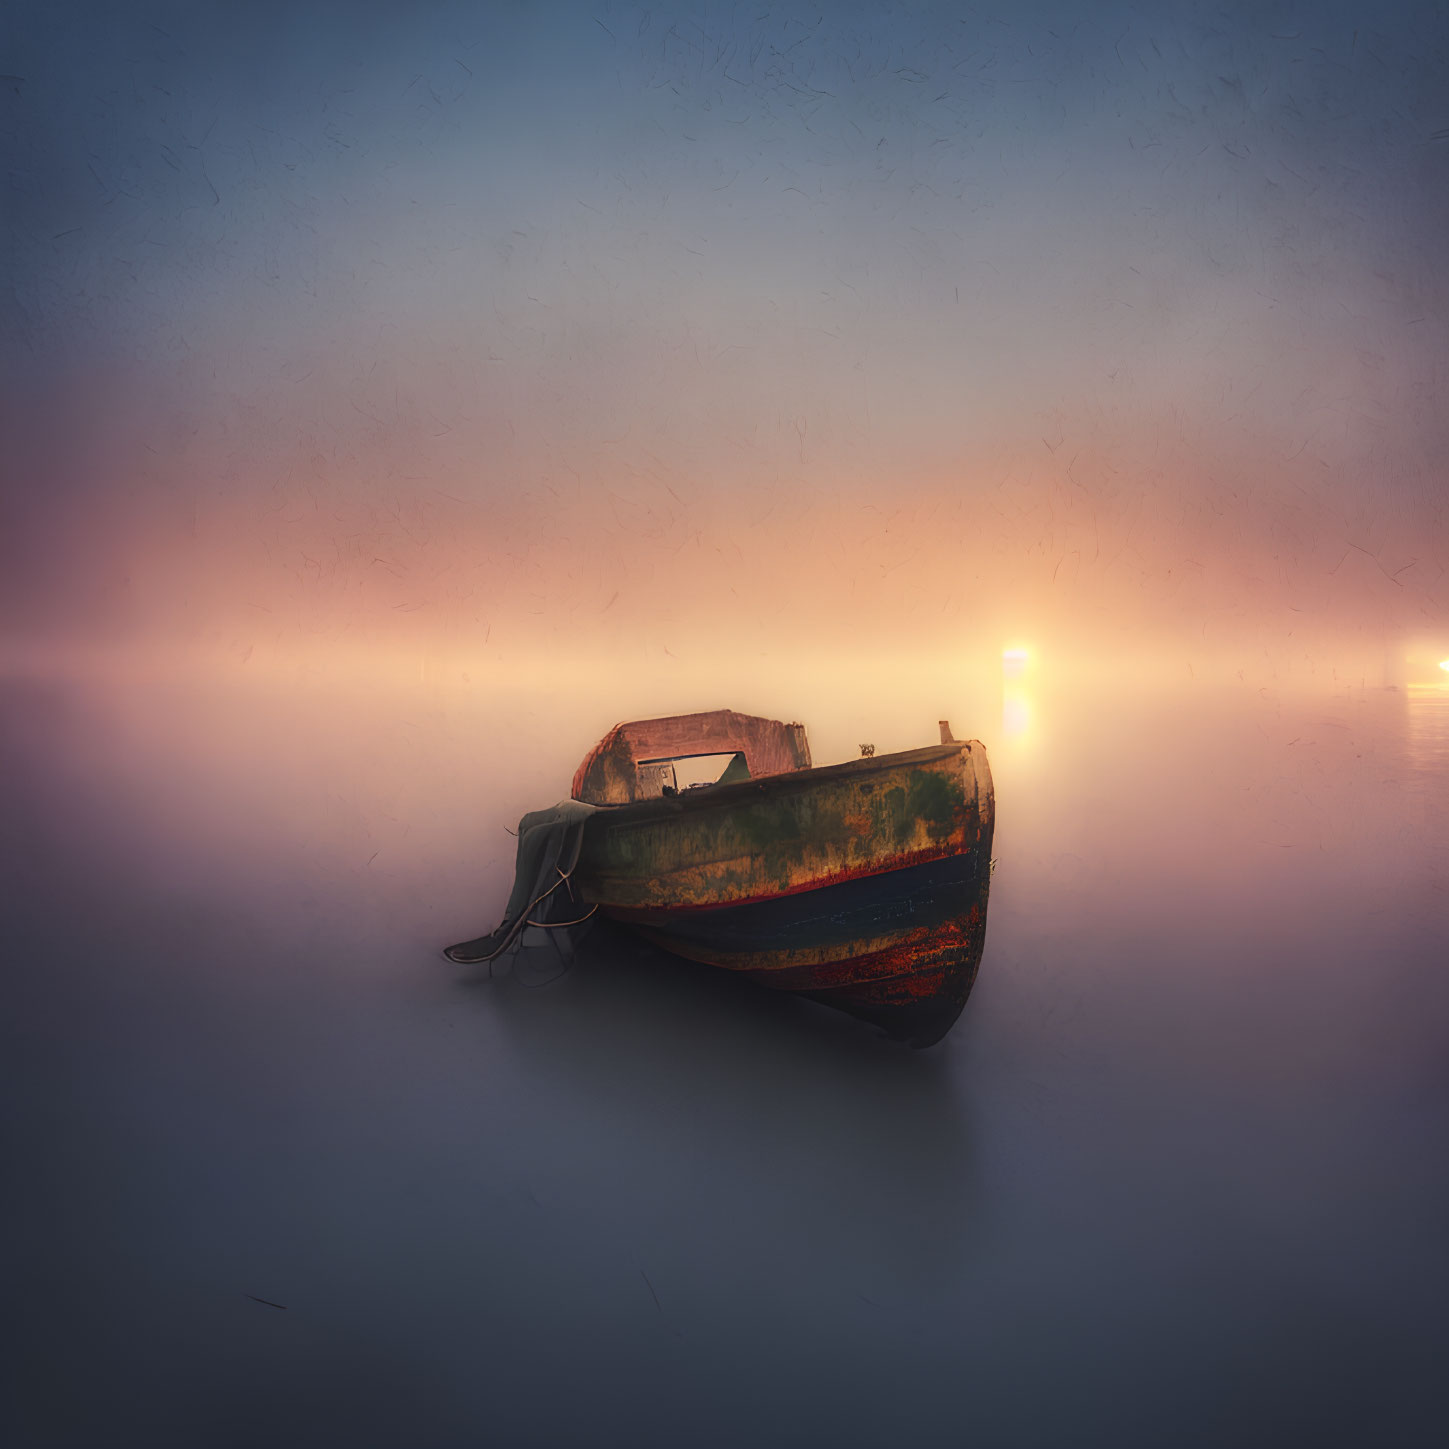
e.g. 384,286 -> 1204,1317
567,709 -> 996,1047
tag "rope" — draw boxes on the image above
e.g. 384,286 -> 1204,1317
525,904 -> 599,929
458,865 -> 589,969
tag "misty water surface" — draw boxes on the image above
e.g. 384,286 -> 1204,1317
2,669 -> 1445,1448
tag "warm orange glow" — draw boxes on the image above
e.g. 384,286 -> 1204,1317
1000,644 -> 1035,746
1002,690 -> 1032,739
1440,660 -> 1449,673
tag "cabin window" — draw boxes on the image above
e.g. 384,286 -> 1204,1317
639,752 -> 750,793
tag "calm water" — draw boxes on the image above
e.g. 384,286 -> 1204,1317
2,672 -> 1446,1448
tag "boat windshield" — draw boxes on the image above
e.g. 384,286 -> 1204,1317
636,752 -> 751,796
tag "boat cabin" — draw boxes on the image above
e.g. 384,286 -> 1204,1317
571,709 -> 813,805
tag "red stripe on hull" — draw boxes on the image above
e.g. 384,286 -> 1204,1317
622,903 -> 988,1047
735,910 -> 983,995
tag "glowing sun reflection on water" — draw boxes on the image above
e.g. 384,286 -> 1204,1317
1001,646 -> 1033,746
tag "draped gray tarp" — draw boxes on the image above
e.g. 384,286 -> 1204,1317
443,799 -> 599,965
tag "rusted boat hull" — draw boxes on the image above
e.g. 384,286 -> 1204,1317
575,740 -> 994,1047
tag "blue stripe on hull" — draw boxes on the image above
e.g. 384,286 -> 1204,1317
609,851 -> 984,959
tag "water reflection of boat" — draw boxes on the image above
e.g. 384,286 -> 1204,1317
448,710 -> 995,1048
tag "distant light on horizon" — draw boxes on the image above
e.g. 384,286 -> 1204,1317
1002,648 -> 1030,681
1440,660 -> 1449,673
